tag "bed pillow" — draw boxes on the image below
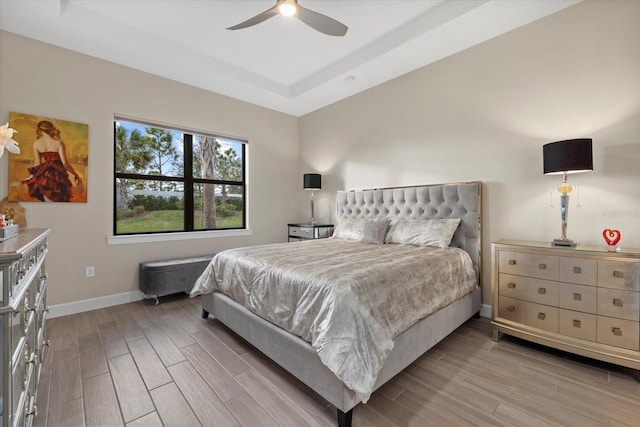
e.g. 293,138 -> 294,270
360,219 -> 390,245
332,218 -> 367,240
384,218 -> 461,248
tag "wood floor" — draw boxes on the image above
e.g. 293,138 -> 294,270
35,295 -> 639,427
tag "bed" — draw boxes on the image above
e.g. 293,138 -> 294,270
191,181 -> 482,426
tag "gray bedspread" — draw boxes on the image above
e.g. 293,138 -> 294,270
190,238 -> 477,402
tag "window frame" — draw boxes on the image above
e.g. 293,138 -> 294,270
113,117 -> 247,236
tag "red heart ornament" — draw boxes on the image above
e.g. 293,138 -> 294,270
602,229 -> 621,246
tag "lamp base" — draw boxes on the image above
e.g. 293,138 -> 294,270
552,238 -> 577,247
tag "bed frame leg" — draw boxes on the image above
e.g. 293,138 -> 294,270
337,409 -> 352,427
202,309 -> 209,319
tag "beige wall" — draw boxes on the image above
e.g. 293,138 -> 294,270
299,0 -> 640,305
0,31 -> 300,310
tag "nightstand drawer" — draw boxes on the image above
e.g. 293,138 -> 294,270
527,254 -> 559,281
596,288 -> 639,321
289,226 -> 314,239
597,316 -> 639,350
526,303 -> 559,333
558,282 -> 597,314
598,261 -> 640,291
559,257 -> 597,286
498,296 -> 526,324
498,251 -> 526,275
525,278 -> 559,306
559,309 -> 596,342
498,273 -> 526,300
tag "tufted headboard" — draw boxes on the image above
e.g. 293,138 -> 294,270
336,182 -> 482,285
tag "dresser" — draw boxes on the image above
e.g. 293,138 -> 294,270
0,229 -> 50,427
287,223 -> 334,242
491,239 -> 640,376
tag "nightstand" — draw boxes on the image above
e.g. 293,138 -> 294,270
491,239 -> 640,377
288,223 -> 334,242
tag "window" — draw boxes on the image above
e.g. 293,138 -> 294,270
114,118 -> 246,235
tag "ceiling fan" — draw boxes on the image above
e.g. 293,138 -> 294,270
227,0 -> 348,37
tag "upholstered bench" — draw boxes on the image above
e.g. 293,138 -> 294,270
139,256 -> 213,304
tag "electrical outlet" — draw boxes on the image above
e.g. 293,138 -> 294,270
86,266 -> 95,278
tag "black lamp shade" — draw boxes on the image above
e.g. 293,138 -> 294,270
543,138 -> 593,175
303,173 -> 321,190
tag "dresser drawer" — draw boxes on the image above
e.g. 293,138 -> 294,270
598,261 -> 640,291
597,316 -> 639,350
527,254 -> 559,281
559,257 -> 597,286
596,288 -> 639,321
559,309 -> 596,342
498,296 -> 526,324
526,303 -> 559,333
558,282 -> 597,314
498,273 -> 526,300
498,251 -> 526,275
526,278 -> 559,306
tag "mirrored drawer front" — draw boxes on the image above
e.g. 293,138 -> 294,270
596,288 -> 639,321
526,303 -> 559,333
597,316 -> 640,350
598,261 -> 640,291
498,296 -> 526,324
498,273 -> 526,300
559,309 -> 596,342
498,251 -> 526,275
525,278 -> 559,306
559,257 -> 597,286
289,227 -> 314,238
558,282 -> 597,314
526,254 -> 559,281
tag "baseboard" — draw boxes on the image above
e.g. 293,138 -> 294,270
480,303 -> 492,318
48,290 -> 145,318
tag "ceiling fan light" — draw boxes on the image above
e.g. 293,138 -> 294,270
279,2 -> 296,16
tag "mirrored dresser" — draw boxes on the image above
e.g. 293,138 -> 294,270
1,229 -> 50,426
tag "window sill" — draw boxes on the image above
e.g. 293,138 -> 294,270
107,229 -> 252,245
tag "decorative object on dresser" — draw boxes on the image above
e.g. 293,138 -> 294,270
303,173 -> 322,224
543,138 -> 593,247
287,223 -> 334,242
602,228 -> 622,252
0,229 -> 50,426
491,239 -> 639,381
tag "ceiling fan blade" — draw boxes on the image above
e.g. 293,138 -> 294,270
296,3 -> 348,37
227,3 -> 279,31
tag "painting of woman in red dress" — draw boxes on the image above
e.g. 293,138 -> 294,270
20,121 -> 83,202
8,112 -> 88,203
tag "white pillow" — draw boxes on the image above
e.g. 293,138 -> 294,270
332,218 -> 367,240
384,218 -> 461,248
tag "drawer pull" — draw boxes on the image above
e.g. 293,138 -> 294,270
612,327 -> 623,336
612,270 -> 624,279
538,312 -> 546,320
573,293 -> 582,301
538,263 -> 547,270
508,259 -> 517,266
506,305 -> 516,312
613,298 -> 623,307
572,319 -> 581,328
538,287 -> 546,295
573,266 -> 582,274
507,282 -> 516,289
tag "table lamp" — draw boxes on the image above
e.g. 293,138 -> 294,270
303,173 -> 321,224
